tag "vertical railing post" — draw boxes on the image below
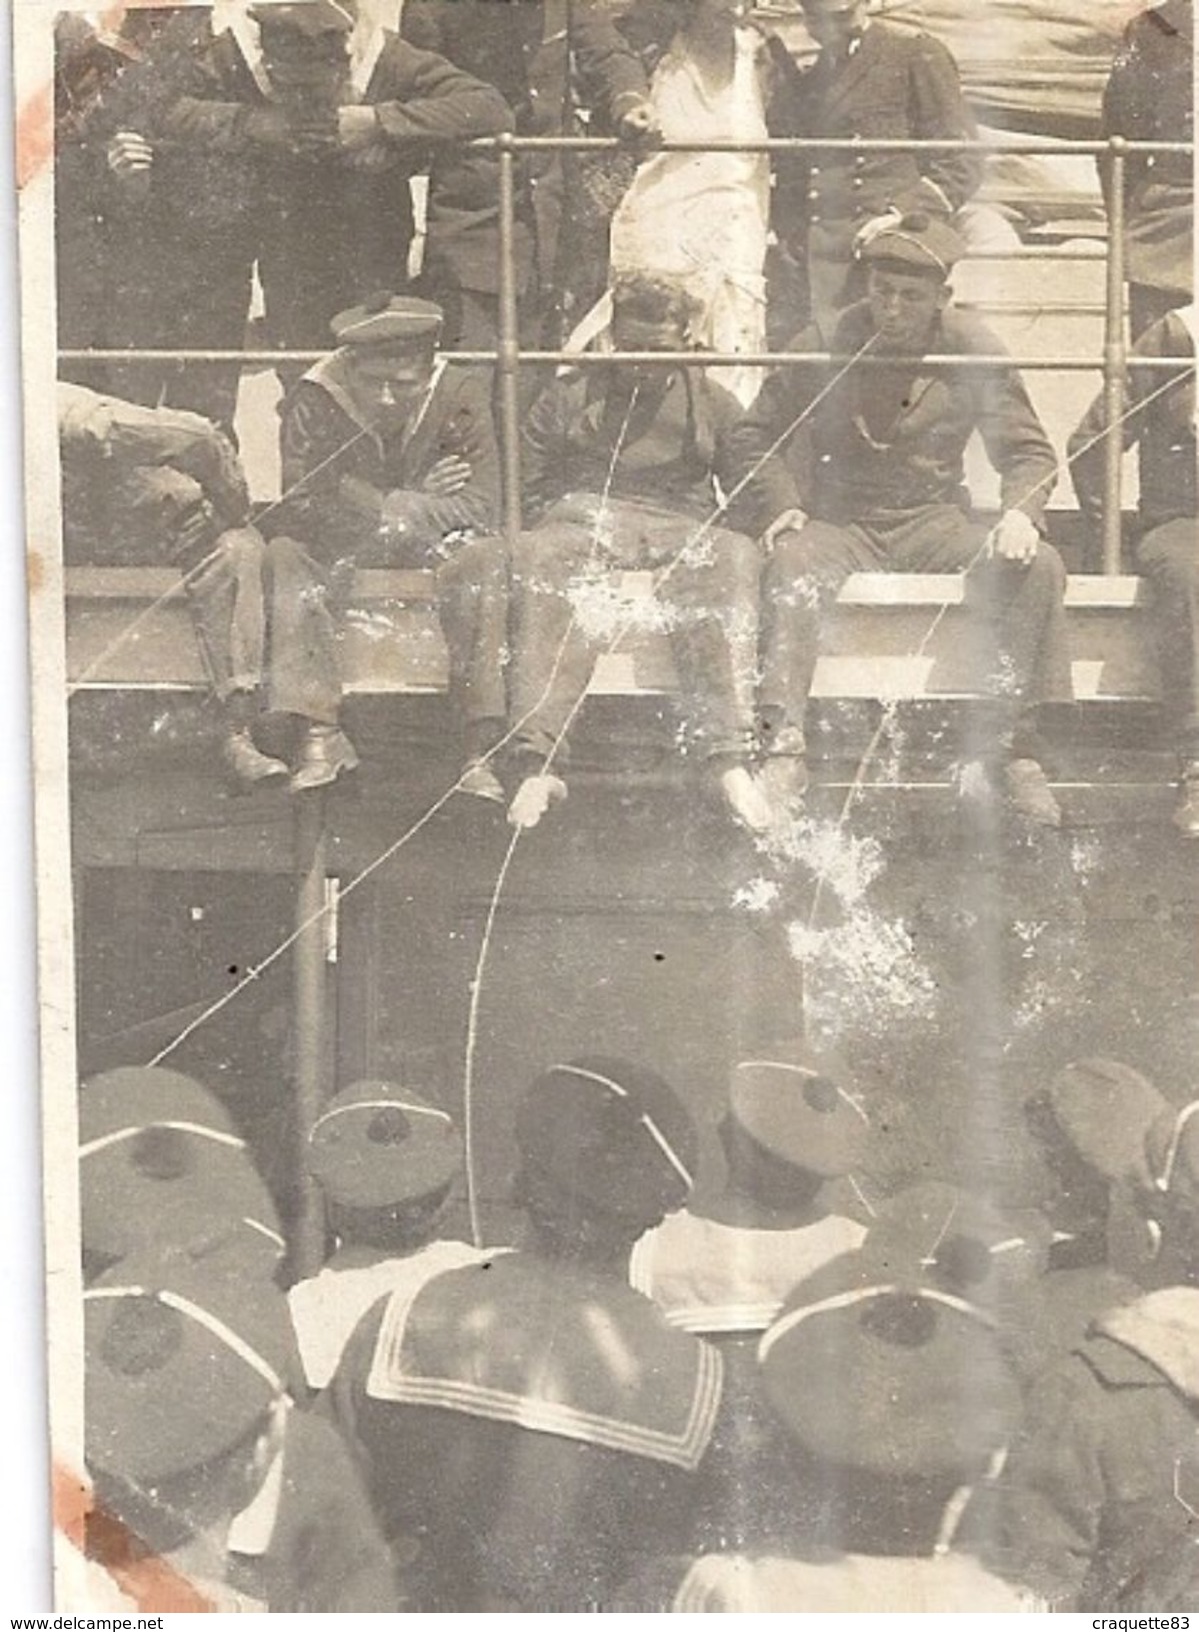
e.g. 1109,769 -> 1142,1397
496,131 -> 523,544
1101,136 -> 1127,575
292,788 -> 330,1279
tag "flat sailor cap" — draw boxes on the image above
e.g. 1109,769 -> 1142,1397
79,1067 -> 282,1267
517,1055 -> 698,1222
86,1250 -> 295,1485
730,1045 -> 869,1178
307,1079 -> 461,1209
251,1 -> 353,38
759,1249 -> 1021,1481
860,212 -> 965,280
1048,1057 -> 1169,1185
331,293 -> 444,351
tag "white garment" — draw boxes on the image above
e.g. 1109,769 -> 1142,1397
608,27 -> 771,405
288,1239 -> 489,1388
672,1551 -> 1044,1612
629,1208 -> 867,1335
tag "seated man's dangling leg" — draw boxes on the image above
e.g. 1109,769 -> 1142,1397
436,535 -> 510,803
906,508 -> 1069,829
184,524 -> 288,788
504,523 -> 596,829
756,520 -> 871,820
263,535 -> 359,793
1136,516 -> 1199,836
669,523 -> 774,834
981,538 -> 1070,829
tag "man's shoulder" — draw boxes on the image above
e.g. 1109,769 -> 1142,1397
938,305 -> 1009,359
374,28 -> 460,83
280,368 -> 356,437
435,361 -> 495,410
867,21 -> 956,63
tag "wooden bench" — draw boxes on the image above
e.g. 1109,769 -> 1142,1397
66,565 -> 1161,703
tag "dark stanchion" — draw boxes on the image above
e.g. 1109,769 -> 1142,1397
291,787 -> 331,1281
496,131 -> 523,544
1101,140 -> 1128,577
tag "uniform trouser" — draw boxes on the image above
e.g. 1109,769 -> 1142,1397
504,497 -> 759,763
231,533 -> 506,730
760,505 -> 1072,753
1135,515 -> 1199,752
186,526 -> 269,702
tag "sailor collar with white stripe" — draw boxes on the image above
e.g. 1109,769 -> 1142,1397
306,352 -> 447,448
551,1061 -> 695,1190
216,2 -> 386,101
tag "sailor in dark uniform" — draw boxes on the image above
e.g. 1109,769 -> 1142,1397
57,381 -> 293,788
324,1055 -> 724,1611
726,213 -> 1070,828
287,1079 -> 489,1391
492,274 -> 769,834
772,0 -> 982,338
400,0 -> 654,342
976,1094 -> 1199,1609
1099,0 -> 1194,339
97,0 -> 511,422
265,295 -> 502,791
85,1249 -> 398,1611
1069,305 -> 1198,835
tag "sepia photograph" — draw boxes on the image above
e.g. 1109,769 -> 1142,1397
13,0 -> 1198,1611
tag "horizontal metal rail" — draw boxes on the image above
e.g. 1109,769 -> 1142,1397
59,131 -> 1194,572
470,134 -> 1190,156
58,349 -> 1194,371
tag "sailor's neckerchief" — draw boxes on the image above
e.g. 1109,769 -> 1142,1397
214,3 -> 386,103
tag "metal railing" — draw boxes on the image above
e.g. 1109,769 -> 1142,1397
60,132 -> 1195,574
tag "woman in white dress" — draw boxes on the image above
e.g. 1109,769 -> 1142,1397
582,0 -> 794,406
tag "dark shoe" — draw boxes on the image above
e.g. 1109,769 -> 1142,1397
223,728 -> 288,788
458,759 -> 506,804
1003,757 -> 1061,828
290,725 -> 360,793
1172,764 -> 1199,837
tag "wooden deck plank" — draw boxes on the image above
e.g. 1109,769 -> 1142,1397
64,567 -> 1162,702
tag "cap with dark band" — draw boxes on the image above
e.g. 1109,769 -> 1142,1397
1048,1057 -> 1169,1185
331,293 -> 444,353
759,1251 -> 1021,1482
730,1046 -> 869,1178
516,1056 -> 698,1222
250,1 -> 353,39
307,1079 -> 462,1210
86,1251 -> 295,1485
79,1067 -> 282,1265
857,1180 -> 1050,1304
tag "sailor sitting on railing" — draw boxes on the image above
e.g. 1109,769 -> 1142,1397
57,382 -> 286,789
485,273 -> 771,834
258,293 -> 502,794
1069,304 -> 1198,837
725,212 -> 1071,830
